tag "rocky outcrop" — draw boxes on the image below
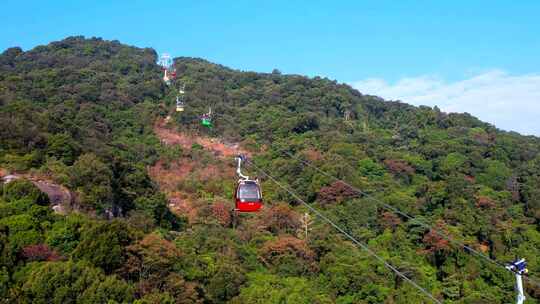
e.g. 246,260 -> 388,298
1,172 -> 73,214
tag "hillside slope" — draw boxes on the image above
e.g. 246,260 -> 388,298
0,37 -> 539,303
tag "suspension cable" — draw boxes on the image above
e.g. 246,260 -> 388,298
211,112 -> 540,287
245,159 -> 443,304
279,149 -> 540,288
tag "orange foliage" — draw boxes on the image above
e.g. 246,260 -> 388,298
472,132 -> 495,145
302,149 -> 323,162
199,164 -> 221,181
211,201 -> 232,227
478,242 -> 490,253
380,211 -> 402,231
120,233 -> 182,284
476,196 -> 496,209
464,175 -> 476,183
317,181 -> 359,204
22,244 -> 62,262
161,273 -> 202,304
383,159 -> 415,176
259,236 -> 315,265
422,220 -> 451,254
258,203 -> 301,234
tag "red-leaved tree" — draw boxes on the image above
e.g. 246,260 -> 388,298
22,244 -> 61,262
258,203 -> 301,234
422,220 -> 452,265
383,159 -> 415,180
317,181 -> 359,205
379,211 -> 402,231
475,196 -> 496,209
259,236 -> 317,275
211,201 -> 232,227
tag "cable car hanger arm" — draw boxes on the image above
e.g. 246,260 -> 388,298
236,155 -> 249,180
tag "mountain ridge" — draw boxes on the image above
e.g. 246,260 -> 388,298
0,36 -> 539,303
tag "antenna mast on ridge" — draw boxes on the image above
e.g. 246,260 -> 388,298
158,53 -> 176,85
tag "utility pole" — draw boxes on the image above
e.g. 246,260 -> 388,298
158,53 -> 175,85
299,212 -> 313,243
344,110 -> 351,121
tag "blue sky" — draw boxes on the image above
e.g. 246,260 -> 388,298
2,1 -> 540,134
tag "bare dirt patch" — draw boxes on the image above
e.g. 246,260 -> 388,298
148,159 -> 195,190
148,159 -> 198,222
150,119 -> 249,222
154,119 -> 249,158
154,124 -> 195,148
167,191 -> 199,223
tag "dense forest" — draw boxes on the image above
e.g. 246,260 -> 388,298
0,36 -> 539,303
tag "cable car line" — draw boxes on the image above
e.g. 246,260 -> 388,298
244,158 -> 443,304
157,56 -> 537,299
168,104 -> 536,301
210,113 -> 536,279
278,149 -> 540,288
211,113 -> 540,294
189,110 -> 439,300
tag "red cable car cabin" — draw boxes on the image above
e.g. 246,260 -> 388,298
235,180 -> 263,212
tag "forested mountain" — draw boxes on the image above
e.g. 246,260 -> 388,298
0,36 -> 539,303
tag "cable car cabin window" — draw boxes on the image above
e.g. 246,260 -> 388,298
237,182 -> 261,201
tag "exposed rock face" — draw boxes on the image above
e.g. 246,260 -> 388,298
2,175 -> 19,183
33,180 -> 73,214
33,181 -> 72,205
1,172 -> 73,214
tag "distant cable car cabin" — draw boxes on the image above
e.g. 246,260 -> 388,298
175,96 -> 184,112
234,155 -> 263,212
201,116 -> 212,127
176,85 -> 185,112
201,107 -> 212,128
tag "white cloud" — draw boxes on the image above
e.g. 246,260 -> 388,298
351,70 -> 540,136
